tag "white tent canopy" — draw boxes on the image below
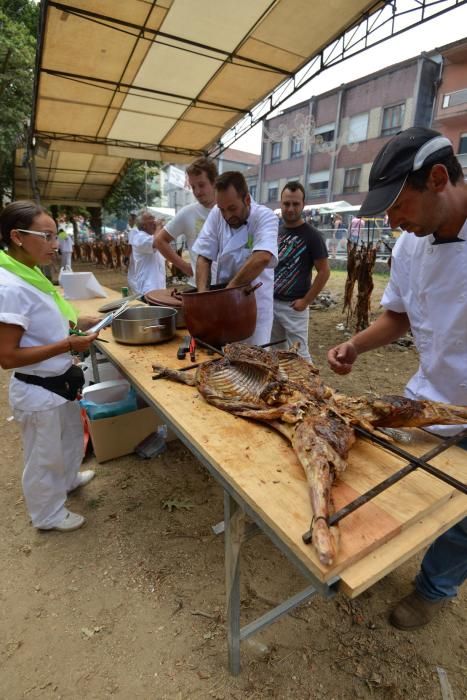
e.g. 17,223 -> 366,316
15,0 -> 380,206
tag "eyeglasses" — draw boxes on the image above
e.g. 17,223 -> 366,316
16,229 -> 59,243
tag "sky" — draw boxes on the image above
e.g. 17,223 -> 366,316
231,2 -> 467,154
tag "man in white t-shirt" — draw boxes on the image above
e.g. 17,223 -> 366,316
155,158 -> 217,285
193,171 -> 278,345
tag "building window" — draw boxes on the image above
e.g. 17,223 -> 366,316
381,103 -> 405,136
271,141 -> 281,162
308,182 -> 328,199
343,167 -> 361,194
314,126 -> 335,150
249,185 -> 257,200
348,113 -> 368,144
443,88 -> 467,109
267,182 -> 279,202
290,137 -> 303,158
459,133 -> 467,154
308,170 -> 329,199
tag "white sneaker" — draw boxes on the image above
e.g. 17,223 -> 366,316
51,511 -> 86,532
68,470 -> 95,493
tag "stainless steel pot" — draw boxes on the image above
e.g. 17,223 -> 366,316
143,286 -> 193,329
111,305 -> 176,345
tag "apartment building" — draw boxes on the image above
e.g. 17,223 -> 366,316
432,39 -> 467,173
258,38 -> 467,210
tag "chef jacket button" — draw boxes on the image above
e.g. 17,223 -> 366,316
427,247 -> 433,254
460,383 -> 467,388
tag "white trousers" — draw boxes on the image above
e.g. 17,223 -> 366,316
14,401 -> 84,528
60,252 -> 72,270
245,311 -> 274,346
270,298 -> 312,361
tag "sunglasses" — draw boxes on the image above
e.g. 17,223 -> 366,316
16,229 -> 59,243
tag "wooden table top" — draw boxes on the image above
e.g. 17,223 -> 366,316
74,288 -> 467,596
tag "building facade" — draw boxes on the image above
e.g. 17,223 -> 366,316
259,38 -> 467,210
432,39 -> 467,174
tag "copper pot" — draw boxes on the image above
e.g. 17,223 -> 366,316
181,282 -> 261,347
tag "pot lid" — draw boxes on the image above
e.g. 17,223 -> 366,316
144,286 -> 192,308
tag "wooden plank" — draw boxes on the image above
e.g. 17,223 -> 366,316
75,289 -> 467,585
339,492 -> 467,598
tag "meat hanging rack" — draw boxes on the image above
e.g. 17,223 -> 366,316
302,426 -> 467,544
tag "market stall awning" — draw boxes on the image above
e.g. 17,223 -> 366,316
15,0 -> 380,206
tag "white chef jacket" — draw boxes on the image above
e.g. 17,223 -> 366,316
0,268 -> 72,411
192,200 -> 278,345
381,219 -> 467,435
131,228 -> 166,294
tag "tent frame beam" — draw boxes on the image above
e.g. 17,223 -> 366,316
33,130 -> 205,159
40,68 -> 249,115
210,0 -> 467,156
47,1 -> 291,77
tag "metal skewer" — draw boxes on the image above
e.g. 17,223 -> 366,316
302,426 -> 467,545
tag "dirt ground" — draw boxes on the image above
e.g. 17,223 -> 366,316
1,263 -> 466,700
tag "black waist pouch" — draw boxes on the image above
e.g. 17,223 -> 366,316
15,364 -> 85,401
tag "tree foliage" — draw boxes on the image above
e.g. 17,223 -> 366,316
0,0 -> 38,202
103,160 -> 161,219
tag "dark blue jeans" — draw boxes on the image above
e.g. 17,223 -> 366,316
416,437 -> 467,600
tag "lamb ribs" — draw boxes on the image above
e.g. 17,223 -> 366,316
153,344 -> 467,566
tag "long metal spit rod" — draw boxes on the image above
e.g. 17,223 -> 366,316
194,337 -> 287,357
354,426 -> 467,494
329,427 -> 467,527
152,338 -> 288,377
302,427 -> 467,544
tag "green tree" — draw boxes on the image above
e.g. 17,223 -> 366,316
0,1 -> 38,202
1,0 -> 38,34
103,160 -> 161,220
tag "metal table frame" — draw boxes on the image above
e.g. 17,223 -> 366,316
88,345 -> 338,674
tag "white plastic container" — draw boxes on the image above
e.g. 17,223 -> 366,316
60,271 -> 107,300
80,361 -> 123,388
81,378 -> 130,405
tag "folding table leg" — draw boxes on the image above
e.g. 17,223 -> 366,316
89,344 -> 101,383
224,491 -> 246,676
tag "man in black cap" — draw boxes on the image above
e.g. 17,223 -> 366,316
327,126 -> 467,631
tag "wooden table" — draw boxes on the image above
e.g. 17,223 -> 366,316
75,289 -> 467,674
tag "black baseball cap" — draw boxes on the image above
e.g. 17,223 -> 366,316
359,127 -> 454,216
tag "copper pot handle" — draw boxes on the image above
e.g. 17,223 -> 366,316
171,289 -> 184,301
244,282 -> 263,295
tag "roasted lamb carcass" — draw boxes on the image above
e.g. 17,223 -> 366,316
153,344 -> 467,566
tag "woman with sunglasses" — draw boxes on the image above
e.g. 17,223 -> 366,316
0,201 -> 100,532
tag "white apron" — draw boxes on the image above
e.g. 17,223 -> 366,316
215,226 -> 274,346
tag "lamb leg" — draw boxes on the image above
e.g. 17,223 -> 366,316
152,365 -> 197,386
291,418 -> 348,566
